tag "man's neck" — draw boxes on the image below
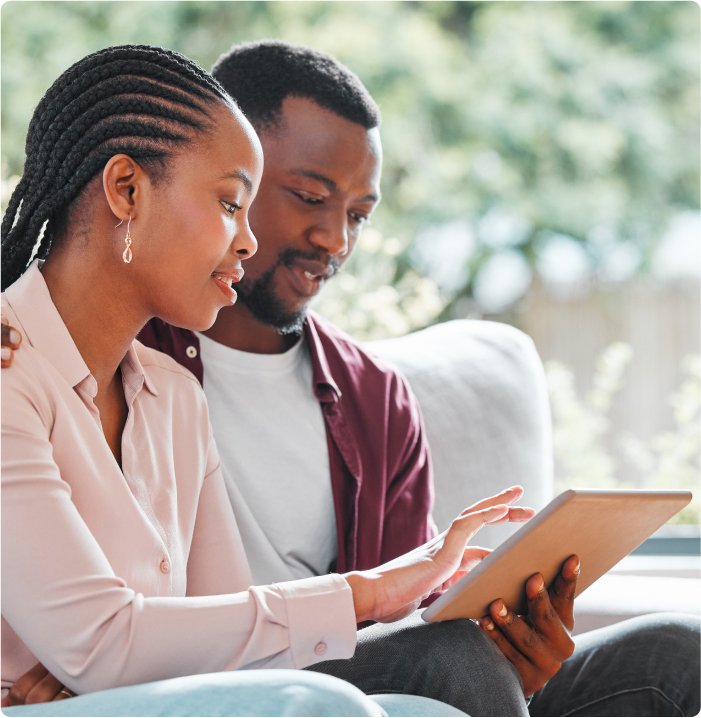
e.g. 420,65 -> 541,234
201,303 -> 301,355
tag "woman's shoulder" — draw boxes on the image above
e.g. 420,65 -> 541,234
132,339 -> 209,417
133,339 -> 201,387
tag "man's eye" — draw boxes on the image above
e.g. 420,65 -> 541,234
350,213 -> 369,224
220,200 -> 242,215
293,191 -> 323,205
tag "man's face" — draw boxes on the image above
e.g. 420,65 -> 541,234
235,96 -> 383,333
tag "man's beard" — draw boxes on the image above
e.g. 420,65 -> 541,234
236,247 -> 340,335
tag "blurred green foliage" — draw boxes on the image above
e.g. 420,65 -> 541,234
2,1 -> 699,315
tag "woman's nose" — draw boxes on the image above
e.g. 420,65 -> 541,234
234,218 -> 258,259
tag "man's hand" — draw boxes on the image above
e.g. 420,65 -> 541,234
1,317 -> 22,368
479,554 -> 579,697
1,663 -> 74,707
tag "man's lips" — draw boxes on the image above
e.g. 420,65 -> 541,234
284,260 -> 336,298
212,269 -> 244,303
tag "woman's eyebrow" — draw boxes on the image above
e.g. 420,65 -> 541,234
218,170 -> 253,194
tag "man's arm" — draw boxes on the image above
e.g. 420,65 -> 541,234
1,317 -> 22,367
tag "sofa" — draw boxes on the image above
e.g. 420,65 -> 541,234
368,319 -> 700,636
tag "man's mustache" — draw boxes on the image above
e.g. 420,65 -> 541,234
277,248 -> 341,279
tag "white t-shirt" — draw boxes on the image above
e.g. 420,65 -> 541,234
195,332 -> 338,586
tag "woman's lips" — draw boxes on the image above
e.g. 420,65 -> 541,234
212,270 -> 243,304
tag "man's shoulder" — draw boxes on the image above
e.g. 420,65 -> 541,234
306,310 -> 409,391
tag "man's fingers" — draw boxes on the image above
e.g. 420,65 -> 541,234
548,555 -> 579,632
6,663 -> 49,706
489,600 -> 547,657
24,672 -> 67,705
524,573 -> 573,651
1,322 -> 21,368
1,322 -> 22,349
479,616 -> 533,675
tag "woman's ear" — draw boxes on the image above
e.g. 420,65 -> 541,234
102,155 -> 148,222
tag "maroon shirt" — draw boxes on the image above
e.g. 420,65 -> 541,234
137,310 -> 436,574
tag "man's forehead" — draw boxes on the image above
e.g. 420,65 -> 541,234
259,98 -> 382,196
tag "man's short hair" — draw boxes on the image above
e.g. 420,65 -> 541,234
211,39 -> 381,131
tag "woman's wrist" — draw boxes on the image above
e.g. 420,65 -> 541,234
344,571 -> 381,623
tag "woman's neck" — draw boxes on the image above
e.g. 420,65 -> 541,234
41,241 -> 147,393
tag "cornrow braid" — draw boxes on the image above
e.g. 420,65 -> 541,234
2,44 -> 232,290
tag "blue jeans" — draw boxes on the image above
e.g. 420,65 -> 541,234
1,671 -> 464,717
4,613 -> 699,717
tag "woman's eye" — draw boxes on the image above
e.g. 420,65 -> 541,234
220,200 -> 242,215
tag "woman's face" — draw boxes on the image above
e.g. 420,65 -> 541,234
131,103 -> 263,332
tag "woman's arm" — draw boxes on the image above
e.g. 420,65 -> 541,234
2,364 -> 358,695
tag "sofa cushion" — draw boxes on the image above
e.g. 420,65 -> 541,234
367,320 -> 553,549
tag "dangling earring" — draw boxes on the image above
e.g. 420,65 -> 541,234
115,216 -> 133,263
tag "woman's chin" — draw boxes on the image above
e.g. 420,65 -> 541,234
155,303 -> 225,334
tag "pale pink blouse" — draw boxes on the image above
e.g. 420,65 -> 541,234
1,262 -> 356,697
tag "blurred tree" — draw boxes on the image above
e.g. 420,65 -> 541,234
2,1 -> 699,316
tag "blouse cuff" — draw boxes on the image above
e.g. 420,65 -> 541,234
277,573 -> 357,668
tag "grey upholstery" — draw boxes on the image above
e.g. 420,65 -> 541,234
368,319 -> 553,548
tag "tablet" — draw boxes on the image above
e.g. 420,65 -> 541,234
422,489 -> 692,622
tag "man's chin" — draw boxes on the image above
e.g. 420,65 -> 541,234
237,288 -> 308,335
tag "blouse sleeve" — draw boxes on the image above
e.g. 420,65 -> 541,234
2,359 -> 357,695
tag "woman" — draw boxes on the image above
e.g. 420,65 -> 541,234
1,45 -> 532,716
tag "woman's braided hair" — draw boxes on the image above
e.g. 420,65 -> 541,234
2,44 -> 232,290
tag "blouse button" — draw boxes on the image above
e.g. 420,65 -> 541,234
160,559 -> 171,574
314,642 -> 327,656
185,346 -> 198,359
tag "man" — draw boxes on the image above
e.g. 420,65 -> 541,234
2,41 -> 699,717
139,41 -> 434,586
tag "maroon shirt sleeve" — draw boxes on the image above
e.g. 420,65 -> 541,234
380,369 -> 437,564
305,312 -> 437,577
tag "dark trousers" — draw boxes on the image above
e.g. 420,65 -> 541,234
307,611 -> 701,717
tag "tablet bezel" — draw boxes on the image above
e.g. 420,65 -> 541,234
422,489 -> 692,622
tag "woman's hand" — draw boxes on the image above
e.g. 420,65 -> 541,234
345,485 -> 534,624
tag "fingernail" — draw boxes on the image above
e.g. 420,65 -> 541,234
9,329 -> 20,345
572,557 -> 580,575
1,347 -> 10,362
483,620 -> 494,631
498,602 -> 508,617
535,575 -> 545,592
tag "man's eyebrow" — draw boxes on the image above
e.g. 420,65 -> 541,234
290,169 -> 380,203
219,170 -> 253,194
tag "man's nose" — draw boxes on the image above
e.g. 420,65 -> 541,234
307,210 -> 349,257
